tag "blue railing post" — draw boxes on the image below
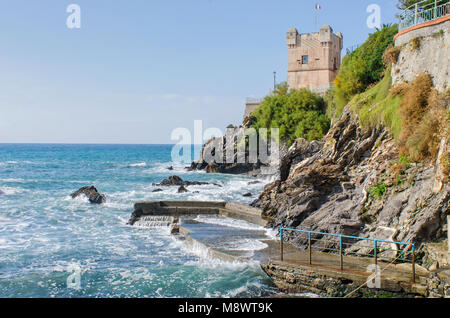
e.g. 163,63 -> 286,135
414,3 -> 419,24
308,232 -> 312,265
412,244 -> 416,283
374,240 -> 378,266
279,227 -> 416,280
280,228 -> 284,261
434,0 -> 438,19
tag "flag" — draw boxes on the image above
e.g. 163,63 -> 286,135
315,4 -> 322,10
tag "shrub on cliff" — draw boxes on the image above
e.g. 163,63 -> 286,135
392,73 -> 449,161
252,83 -> 330,145
328,25 -> 398,120
352,70 -> 448,162
349,67 -> 402,139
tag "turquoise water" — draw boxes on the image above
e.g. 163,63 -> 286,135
0,144 -> 278,298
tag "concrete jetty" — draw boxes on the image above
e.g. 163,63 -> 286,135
128,200 -> 267,227
127,200 -> 430,297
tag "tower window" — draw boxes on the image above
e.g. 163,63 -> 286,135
302,55 -> 309,64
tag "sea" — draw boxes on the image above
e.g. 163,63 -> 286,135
0,144 -> 282,298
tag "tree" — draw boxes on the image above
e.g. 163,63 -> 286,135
329,24 -> 398,119
252,85 -> 330,145
397,0 -> 440,10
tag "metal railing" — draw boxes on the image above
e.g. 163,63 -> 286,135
398,0 -> 450,31
279,228 -> 417,282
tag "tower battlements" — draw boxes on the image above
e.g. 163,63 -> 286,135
286,25 -> 343,94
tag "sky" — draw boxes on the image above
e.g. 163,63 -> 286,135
0,0 -> 400,144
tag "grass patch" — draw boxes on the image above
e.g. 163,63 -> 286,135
394,73 -> 448,161
349,68 -> 402,139
327,25 -> 398,121
390,154 -> 411,185
369,183 -> 388,199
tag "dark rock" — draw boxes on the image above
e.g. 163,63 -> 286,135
178,185 -> 188,193
167,166 -> 174,171
255,108 -> 449,251
71,186 -> 106,204
171,224 -> 180,234
248,181 -> 261,185
153,175 -> 209,187
243,193 -> 252,197
188,126 -> 278,177
152,188 -> 163,193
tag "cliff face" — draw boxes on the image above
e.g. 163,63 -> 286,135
253,108 -> 449,255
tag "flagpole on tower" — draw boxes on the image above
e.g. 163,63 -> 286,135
315,3 -> 322,32
315,11 -> 318,32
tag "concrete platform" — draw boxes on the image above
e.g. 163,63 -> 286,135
127,200 -> 431,297
260,240 -> 429,297
128,200 -> 268,227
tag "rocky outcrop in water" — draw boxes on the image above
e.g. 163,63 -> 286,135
153,176 -> 209,187
178,185 -> 188,193
188,125 -> 281,177
71,186 -> 106,204
253,108 -> 449,254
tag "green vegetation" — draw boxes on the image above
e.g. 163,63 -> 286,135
251,83 -> 330,145
397,0 -> 435,10
327,25 -> 399,120
398,154 -> 412,168
369,183 -> 388,199
349,68 -> 403,139
390,155 -> 412,185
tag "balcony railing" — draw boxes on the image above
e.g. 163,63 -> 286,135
398,0 -> 450,31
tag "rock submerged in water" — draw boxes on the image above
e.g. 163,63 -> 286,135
243,192 -> 252,197
71,186 -> 106,204
152,188 -> 163,193
178,185 -> 188,193
153,175 -> 210,187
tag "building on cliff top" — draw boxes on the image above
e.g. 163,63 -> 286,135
286,24 -> 343,94
244,24 -> 343,121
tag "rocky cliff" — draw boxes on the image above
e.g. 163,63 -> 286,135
188,122 -> 282,177
252,107 -> 449,261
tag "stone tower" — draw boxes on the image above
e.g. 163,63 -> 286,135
286,24 -> 343,94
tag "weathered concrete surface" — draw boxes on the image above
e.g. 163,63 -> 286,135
393,19 -> 450,93
127,200 -> 267,227
177,226 -> 240,263
260,241 -> 429,297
